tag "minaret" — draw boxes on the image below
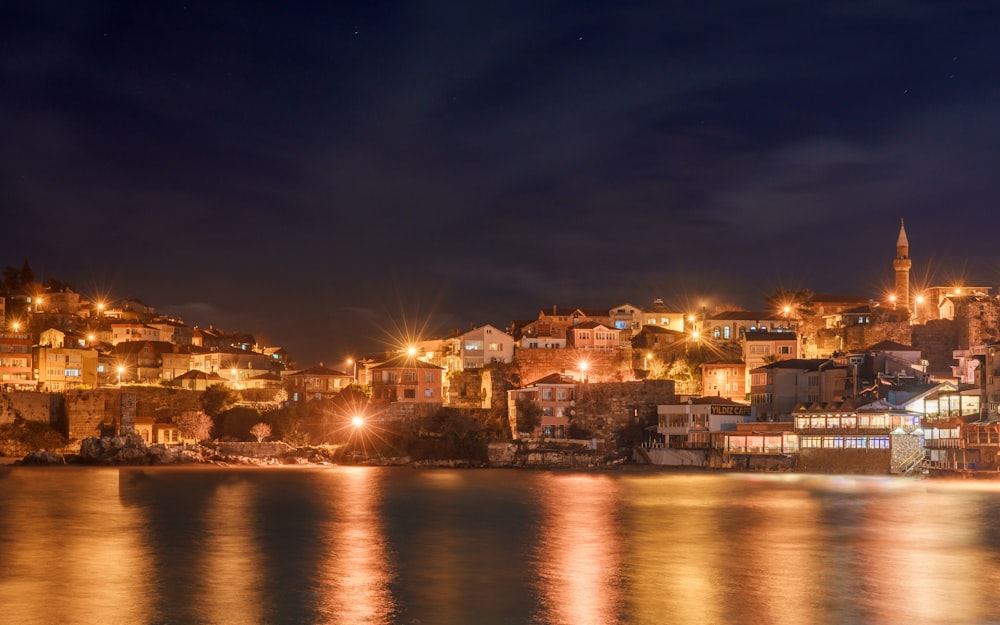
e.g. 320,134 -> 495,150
893,218 -> 911,311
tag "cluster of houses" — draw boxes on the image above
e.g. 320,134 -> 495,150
5,222 -> 1000,472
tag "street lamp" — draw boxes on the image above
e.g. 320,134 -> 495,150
347,358 -> 357,383
914,294 -> 925,322
117,365 -> 125,386
579,360 -> 589,383
352,415 -> 364,428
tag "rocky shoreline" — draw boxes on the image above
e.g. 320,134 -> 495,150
5,434 -> 622,470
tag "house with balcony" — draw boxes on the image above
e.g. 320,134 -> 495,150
460,324 -> 515,368
369,355 -> 444,405
566,322 -> 620,351
609,302 -> 644,338
749,359 -> 847,421
0,330 -> 35,390
33,345 -> 98,391
507,373 -> 577,439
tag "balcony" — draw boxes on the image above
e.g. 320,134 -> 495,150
922,438 -> 961,449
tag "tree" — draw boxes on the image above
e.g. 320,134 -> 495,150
765,288 -> 815,319
19,260 -> 34,288
201,384 -> 236,417
176,412 -> 214,442
514,397 -> 541,435
250,422 -> 272,443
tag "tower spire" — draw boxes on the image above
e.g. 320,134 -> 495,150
893,218 -> 912,312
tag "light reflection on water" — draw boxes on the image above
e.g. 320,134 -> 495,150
531,473 -> 624,625
4,468 -> 1000,624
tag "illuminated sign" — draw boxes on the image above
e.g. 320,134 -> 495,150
711,405 -> 752,416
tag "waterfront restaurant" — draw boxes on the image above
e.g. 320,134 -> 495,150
791,400 -> 924,473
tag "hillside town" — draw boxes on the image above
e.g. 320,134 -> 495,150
1,220 -> 998,474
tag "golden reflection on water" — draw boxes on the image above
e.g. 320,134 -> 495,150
531,474 -> 624,625
624,475 -> 730,625
0,468 -> 155,625
197,478 -> 267,625
314,467 -> 395,625
852,480 -> 1000,625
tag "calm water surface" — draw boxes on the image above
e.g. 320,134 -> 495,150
1,467 -> 998,625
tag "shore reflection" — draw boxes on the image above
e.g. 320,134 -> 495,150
531,474 -> 624,625
0,468 -> 155,625
314,467 -> 395,625
197,478 -> 267,624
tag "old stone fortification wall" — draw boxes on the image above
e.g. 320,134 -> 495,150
573,380 -> 675,450
65,387 -> 203,440
213,441 -> 293,458
912,319 -> 959,373
378,401 -> 443,422
844,321 -> 912,352
514,348 -> 634,386
446,369 -> 486,409
955,299 -> 1000,349
0,392 -> 63,426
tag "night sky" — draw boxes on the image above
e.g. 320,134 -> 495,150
3,1 -> 1000,366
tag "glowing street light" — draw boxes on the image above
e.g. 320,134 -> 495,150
406,346 -> 417,357
352,415 -> 364,428
579,360 -> 589,383
347,358 -> 357,383
914,294 -> 925,322
117,365 -> 125,386
11,321 -> 20,332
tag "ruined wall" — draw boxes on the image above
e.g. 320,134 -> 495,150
213,441 -> 293,458
65,387 -> 204,440
955,299 -> 1000,348
446,369 -> 486,409
513,347 -> 634,387
572,379 -> 675,451
0,392 -> 62,426
912,319 -> 959,373
840,321 -> 912,352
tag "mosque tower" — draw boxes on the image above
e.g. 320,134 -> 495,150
893,218 -> 911,311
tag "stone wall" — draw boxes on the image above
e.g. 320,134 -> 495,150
446,369 -> 486,409
0,392 -> 62,426
795,448 -> 891,474
378,401 -> 443,422
912,319 -> 959,373
842,321 -> 912,352
572,379 -> 675,451
213,441 -> 293,458
65,387 -> 204,440
514,347 -> 634,387
955,298 -> 1000,349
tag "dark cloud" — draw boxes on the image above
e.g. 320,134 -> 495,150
3,0 -> 1000,363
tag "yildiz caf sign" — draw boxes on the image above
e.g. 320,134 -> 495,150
710,405 -> 752,416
